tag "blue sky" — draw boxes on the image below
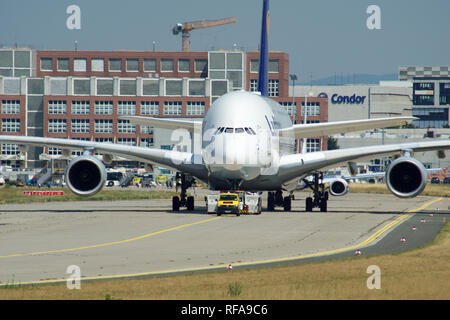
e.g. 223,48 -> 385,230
1,0 -> 449,81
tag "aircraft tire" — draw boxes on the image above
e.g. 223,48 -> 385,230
305,197 -> 313,212
187,196 -> 194,211
172,196 -> 180,211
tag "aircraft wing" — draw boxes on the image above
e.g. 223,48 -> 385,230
279,140 -> 450,183
279,117 -> 416,139
0,135 -> 208,180
120,116 -> 201,131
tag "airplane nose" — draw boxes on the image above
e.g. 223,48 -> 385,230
205,133 -> 261,181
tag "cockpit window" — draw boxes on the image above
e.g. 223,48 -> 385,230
245,127 -> 256,135
235,128 -> 244,133
225,127 -> 234,133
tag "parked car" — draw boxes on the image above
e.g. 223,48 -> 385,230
443,177 -> 450,184
430,177 -> 441,184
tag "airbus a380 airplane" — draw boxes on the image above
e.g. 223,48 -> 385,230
1,0 -> 450,212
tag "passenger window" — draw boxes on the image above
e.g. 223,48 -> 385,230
249,127 -> 256,135
244,127 -> 251,134
235,128 -> 244,133
219,127 -> 225,133
225,127 -> 234,133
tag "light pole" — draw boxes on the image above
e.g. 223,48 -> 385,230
290,74 -> 298,151
289,74 -> 297,117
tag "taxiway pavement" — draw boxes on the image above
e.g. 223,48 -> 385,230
0,192 -> 448,285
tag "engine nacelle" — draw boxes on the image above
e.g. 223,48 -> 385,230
65,155 -> 106,197
329,178 -> 349,196
386,157 -> 427,198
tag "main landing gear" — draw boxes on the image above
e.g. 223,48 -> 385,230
303,172 -> 328,212
172,172 -> 195,211
267,190 -> 292,211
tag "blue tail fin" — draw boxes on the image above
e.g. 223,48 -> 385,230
258,0 -> 269,96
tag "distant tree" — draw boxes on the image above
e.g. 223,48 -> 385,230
327,136 -> 339,150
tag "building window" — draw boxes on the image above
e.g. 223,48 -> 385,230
141,101 -> 159,115
117,101 -> 136,115
194,59 -> 208,73
73,79 -> 90,95
71,100 -> 90,115
250,60 -> 259,73
187,101 -> 205,115
178,59 -> 190,72
161,59 -> 174,72
165,79 -> 182,96
1,100 -> 20,114
306,139 -> 321,153
250,79 -> 258,92
96,79 -> 113,95
269,60 -> 279,73
94,119 -> 113,133
48,100 -> 67,114
118,120 -> 136,133
143,59 -> 156,72
71,119 -> 90,133
48,119 -> 67,133
95,137 -> 113,143
301,102 -> 320,116
57,58 -> 69,71
2,119 -> 20,132
48,147 -> 62,156
280,102 -> 297,116
126,59 -> 139,72
91,58 -> 104,72
142,79 -> 159,96
188,80 -> 205,96
109,59 -> 122,72
413,82 -> 434,106
94,100 -> 113,115
40,58 -> 53,71
268,79 -> 279,97
439,83 -> 450,106
140,126 -> 153,134
412,108 -> 449,128
249,79 -> 279,96
119,79 -> 136,96
73,58 -> 87,72
1,144 -> 19,155
140,138 -> 153,147
164,101 -> 182,115
117,138 -> 136,146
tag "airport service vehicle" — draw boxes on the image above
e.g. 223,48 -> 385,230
106,170 -> 123,187
217,193 -> 241,216
208,191 -> 262,215
1,0 -> 450,213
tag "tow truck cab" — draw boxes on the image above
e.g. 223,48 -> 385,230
217,192 -> 241,216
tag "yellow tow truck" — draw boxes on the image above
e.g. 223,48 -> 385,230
216,191 -> 250,216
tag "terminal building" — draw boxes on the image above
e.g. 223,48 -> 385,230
0,48 -> 328,171
293,66 -> 450,170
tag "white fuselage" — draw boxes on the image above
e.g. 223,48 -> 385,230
201,91 -> 295,189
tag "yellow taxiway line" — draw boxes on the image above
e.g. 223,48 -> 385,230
0,197 -> 442,287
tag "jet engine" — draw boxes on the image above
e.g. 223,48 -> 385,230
328,178 -> 349,196
386,157 -> 427,198
65,155 -> 106,197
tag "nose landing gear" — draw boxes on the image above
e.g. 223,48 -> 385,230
267,190 -> 292,211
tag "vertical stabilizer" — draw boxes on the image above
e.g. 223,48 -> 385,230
258,0 -> 269,96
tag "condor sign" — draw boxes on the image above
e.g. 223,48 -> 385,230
331,93 -> 366,104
